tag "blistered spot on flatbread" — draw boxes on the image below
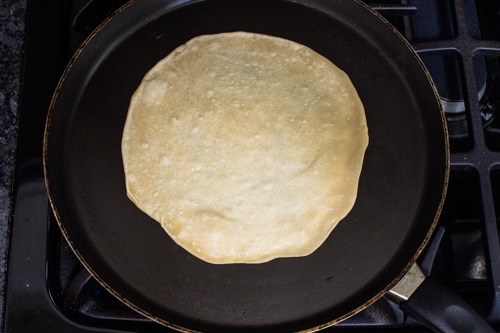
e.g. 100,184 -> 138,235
121,32 -> 368,264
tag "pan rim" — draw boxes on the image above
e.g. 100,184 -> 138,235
43,0 -> 450,331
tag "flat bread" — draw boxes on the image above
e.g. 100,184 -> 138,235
121,32 -> 368,264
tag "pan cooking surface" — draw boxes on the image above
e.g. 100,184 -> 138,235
44,0 -> 448,331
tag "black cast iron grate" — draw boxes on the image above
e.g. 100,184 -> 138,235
5,0 -> 500,332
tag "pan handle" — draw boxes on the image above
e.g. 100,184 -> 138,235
386,263 -> 496,333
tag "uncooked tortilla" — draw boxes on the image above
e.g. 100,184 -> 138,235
121,31 -> 368,264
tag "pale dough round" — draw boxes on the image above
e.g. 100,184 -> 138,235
121,32 -> 368,264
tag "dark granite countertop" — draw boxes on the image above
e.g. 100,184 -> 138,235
0,0 -> 26,330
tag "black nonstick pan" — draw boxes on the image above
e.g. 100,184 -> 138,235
43,0 -> 495,332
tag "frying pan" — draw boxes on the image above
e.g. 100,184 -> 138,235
43,0 -> 494,332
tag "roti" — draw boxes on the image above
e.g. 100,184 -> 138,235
121,31 -> 368,264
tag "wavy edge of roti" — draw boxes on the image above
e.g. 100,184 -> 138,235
121,31 -> 368,264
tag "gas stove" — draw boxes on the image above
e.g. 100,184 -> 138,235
4,0 -> 500,332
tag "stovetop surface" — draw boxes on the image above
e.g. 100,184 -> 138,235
5,0 -> 500,332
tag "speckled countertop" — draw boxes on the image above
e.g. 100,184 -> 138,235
0,0 -> 26,330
